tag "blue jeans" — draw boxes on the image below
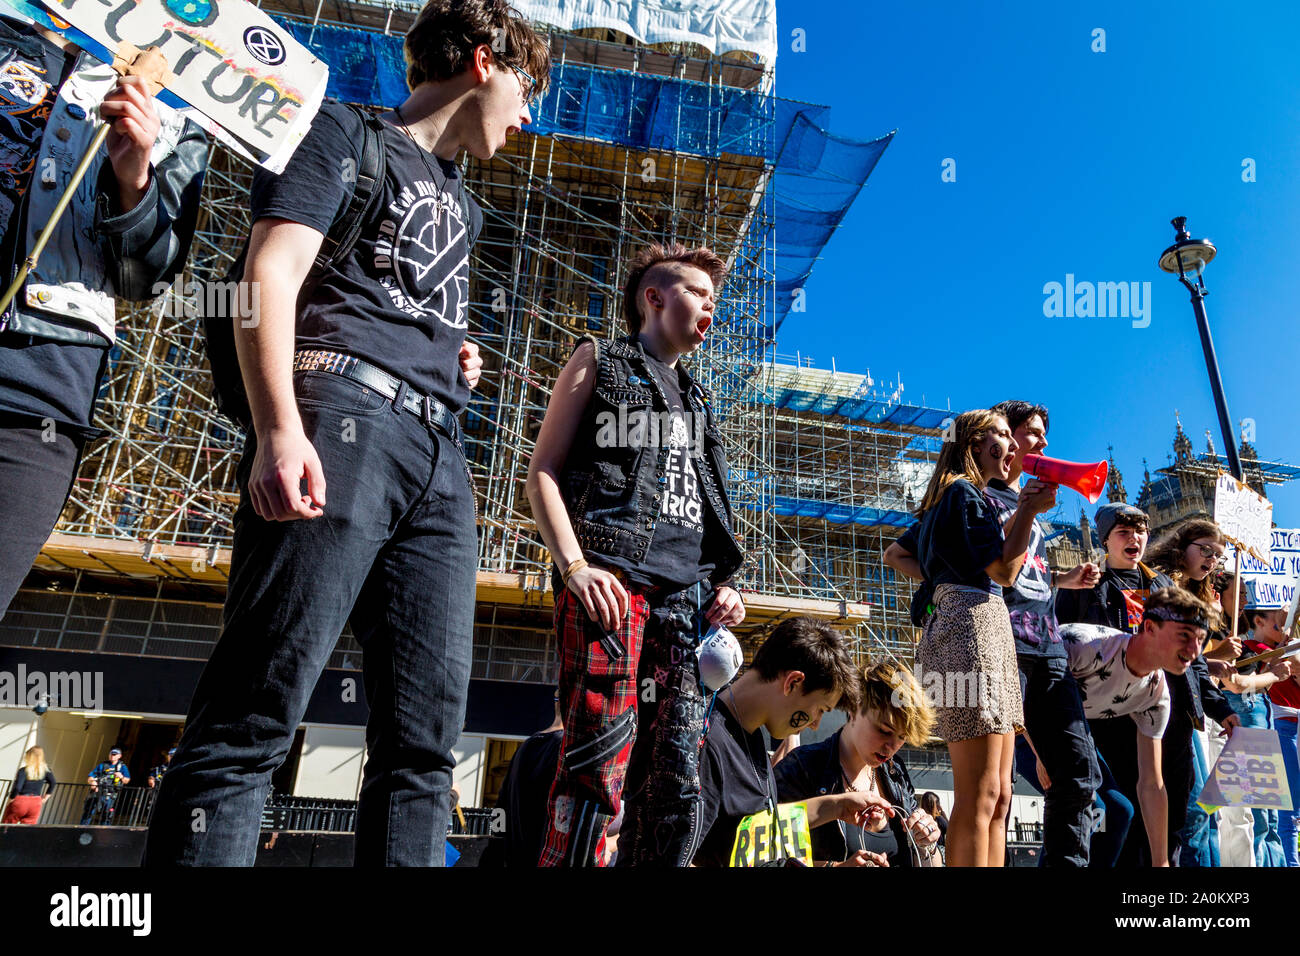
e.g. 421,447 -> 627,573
145,371 -> 478,866
1279,716 -> 1300,867
1179,730 -> 1219,867
1089,749 -> 1134,867
1015,654 -> 1101,866
1225,691 -> 1286,866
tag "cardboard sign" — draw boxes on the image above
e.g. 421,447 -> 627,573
1198,726 -> 1293,813
1227,528 -> 1300,616
34,0 -> 327,172
1214,471 -> 1273,563
730,801 -> 813,867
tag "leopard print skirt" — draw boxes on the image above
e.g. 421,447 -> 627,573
917,584 -> 1023,742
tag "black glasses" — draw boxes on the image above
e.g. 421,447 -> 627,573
507,62 -> 538,109
1189,542 -> 1227,564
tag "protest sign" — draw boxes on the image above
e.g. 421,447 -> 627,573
730,802 -> 813,867
1228,528 -> 1300,613
1198,726 -> 1292,813
32,0 -> 327,172
1214,471 -> 1273,563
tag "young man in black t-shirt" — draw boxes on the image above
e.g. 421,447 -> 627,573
528,243 -> 747,866
695,617 -> 892,867
145,0 -> 551,868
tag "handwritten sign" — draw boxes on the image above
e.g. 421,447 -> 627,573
1214,471 -> 1273,563
730,802 -> 813,867
35,0 -> 327,172
1198,727 -> 1292,813
1228,528 -> 1300,614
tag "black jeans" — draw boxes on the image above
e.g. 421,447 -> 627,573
1014,653 -> 1101,866
0,417 -> 83,617
145,371 -> 478,866
617,580 -> 715,866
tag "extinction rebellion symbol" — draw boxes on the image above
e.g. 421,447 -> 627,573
243,27 -> 286,66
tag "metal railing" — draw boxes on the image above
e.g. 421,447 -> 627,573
0,779 -> 493,836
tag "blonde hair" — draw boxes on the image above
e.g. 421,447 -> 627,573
854,659 -> 935,747
916,409 -> 1004,516
22,746 -> 46,779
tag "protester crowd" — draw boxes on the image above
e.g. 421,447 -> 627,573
0,0 -> 1292,868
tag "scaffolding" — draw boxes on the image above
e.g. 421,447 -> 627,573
29,1 -> 944,673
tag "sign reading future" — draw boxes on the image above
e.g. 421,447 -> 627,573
36,0 -> 327,172
1214,471 -> 1273,564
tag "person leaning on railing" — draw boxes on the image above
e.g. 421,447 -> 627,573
2,746 -> 56,824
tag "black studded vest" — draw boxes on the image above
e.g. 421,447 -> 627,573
556,334 -> 743,591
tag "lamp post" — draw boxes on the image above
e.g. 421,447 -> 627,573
1158,216 -> 1244,481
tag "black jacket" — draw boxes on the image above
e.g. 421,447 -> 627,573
773,730 -> 919,866
557,334 -> 743,587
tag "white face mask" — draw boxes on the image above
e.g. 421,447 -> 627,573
696,624 -> 743,692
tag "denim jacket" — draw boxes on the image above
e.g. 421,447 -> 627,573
557,334 -> 743,587
0,18 -> 206,347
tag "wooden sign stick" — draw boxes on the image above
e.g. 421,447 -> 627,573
0,44 -> 172,316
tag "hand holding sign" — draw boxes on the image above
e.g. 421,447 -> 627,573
36,0 -> 327,171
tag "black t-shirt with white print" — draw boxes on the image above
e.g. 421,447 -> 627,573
983,479 -> 1063,659
625,346 -> 713,592
250,101 -> 483,413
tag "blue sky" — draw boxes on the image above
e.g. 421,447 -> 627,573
772,0 -> 1300,529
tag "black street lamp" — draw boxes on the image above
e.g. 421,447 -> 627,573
1158,216 -> 1244,481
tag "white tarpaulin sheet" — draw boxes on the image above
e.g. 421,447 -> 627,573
512,0 -> 777,62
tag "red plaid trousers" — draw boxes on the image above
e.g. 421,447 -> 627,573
537,582 -> 651,867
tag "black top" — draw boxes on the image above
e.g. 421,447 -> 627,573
12,766 -> 55,796
697,699 -> 777,867
627,347 -> 712,591
773,730 -> 918,867
0,23 -> 103,435
251,101 -> 483,413
1056,565 -> 1172,634
494,728 -> 562,868
916,478 -> 1004,593
983,480 -> 1063,658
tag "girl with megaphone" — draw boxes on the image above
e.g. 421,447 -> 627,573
911,409 -> 1057,866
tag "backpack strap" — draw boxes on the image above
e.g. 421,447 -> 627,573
310,103 -> 387,276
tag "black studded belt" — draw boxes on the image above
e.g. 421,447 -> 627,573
293,349 -> 464,454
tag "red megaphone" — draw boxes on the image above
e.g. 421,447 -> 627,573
1021,454 -> 1109,503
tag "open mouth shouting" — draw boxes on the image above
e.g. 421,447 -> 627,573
1124,545 -> 1142,560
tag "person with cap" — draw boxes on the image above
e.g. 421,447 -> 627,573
1236,584 -> 1300,865
527,243 -> 746,867
1056,502 -> 1169,634
81,747 -> 130,825
0,10 -> 207,621
148,748 -> 176,789
1061,587 -> 1222,866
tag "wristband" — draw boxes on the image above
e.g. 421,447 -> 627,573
562,558 -> 588,584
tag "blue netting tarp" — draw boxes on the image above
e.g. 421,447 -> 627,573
275,19 -> 893,332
